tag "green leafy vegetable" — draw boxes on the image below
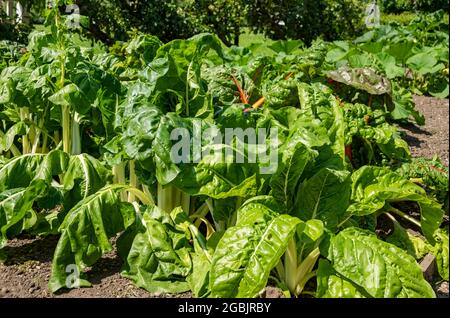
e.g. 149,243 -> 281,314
323,227 -> 436,298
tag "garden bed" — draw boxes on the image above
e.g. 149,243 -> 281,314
1,95 -> 448,299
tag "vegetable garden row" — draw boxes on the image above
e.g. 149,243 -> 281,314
0,7 -> 448,298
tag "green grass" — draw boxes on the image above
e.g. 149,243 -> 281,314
239,28 -> 273,46
381,12 -> 417,25
381,11 -> 449,25
238,27 -> 275,54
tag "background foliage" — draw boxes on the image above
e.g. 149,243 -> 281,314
2,0 -> 449,46
1,0 -> 366,45
379,0 -> 449,14
246,0 -> 365,44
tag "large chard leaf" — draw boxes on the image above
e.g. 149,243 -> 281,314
386,221 -> 431,260
0,151 -> 68,248
348,166 -> 444,243
120,106 -> 182,185
0,122 -> 27,154
323,227 -> 435,298
48,185 -> 135,292
295,83 -> 346,174
269,138 -> 316,212
327,67 -> 392,95
294,168 -> 351,231
117,206 -> 193,293
120,104 -> 260,197
63,154 -> 112,212
0,188 -> 30,247
174,150 -> 259,200
125,34 -> 162,64
142,33 -> 224,119
0,153 -> 48,192
316,259 -> 367,298
187,249 -> 212,298
48,83 -> 92,113
209,198 -> 300,298
263,76 -> 299,109
433,228 -> 449,281
0,66 -> 32,106
202,66 -> 252,107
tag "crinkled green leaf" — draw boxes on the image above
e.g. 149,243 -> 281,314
210,201 -> 301,298
348,166 -> 444,243
294,168 -> 351,231
63,154 -> 112,212
187,251 -> 211,298
0,188 -> 29,247
324,227 -> 435,298
433,228 -> 449,281
270,139 -> 315,212
316,259 -> 367,298
386,221 -> 431,260
0,153 -> 47,192
327,67 -> 392,95
142,33 -> 224,119
48,83 -> 91,114
48,185 -> 135,292
0,122 -> 27,154
117,206 -> 192,293
0,151 -> 68,248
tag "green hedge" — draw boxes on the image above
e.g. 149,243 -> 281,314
379,0 -> 449,14
246,0 -> 365,45
11,0 -> 449,47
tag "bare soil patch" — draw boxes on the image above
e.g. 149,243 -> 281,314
398,95 -> 449,166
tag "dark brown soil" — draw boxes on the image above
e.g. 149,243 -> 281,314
0,96 -> 448,298
398,95 -> 449,166
0,234 -> 284,298
0,235 -> 192,298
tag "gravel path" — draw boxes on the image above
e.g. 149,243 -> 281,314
0,96 -> 448,298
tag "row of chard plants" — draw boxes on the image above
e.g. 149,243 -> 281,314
0,5 -> 448,297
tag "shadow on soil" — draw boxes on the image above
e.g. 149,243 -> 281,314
53,251 -> 124,296
399,123 -> 433,136
88,255 -> 123,285
2,235 -> 59,265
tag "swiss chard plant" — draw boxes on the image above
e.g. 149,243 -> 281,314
0,1 -> 447,299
